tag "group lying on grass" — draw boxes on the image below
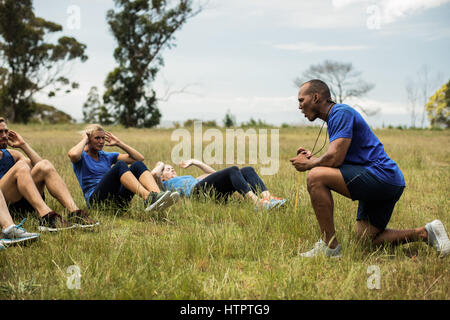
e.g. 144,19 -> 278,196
1,79 -> 449,257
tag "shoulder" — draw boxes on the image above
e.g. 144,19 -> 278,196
328,104 -> 357,123
330,104 -> 356,116
5,149 -> 24,162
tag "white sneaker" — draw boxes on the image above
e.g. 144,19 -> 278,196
425,220 -> 450,257
145,191 -> 180,212
0,242 -> 5,250
299,239 -> 342,258
1,219 -> 40,246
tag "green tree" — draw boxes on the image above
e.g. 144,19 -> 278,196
223,109 -> 236,128
0,0 -> 87,123
103,0 -> 199,128
83,86 -> 113,125
426,80 -> 450,129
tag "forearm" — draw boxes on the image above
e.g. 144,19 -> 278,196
19,143 -> 42,166
192,159 -> 215,173
308,152 -> 343,169
151,163 -> 164,178
117,142 -> 144,161
68,137 -> 88,162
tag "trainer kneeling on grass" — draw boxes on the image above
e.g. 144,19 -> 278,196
68,124 -> 179,212
290,79 -> 450,258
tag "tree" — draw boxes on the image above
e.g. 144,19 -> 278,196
223,109 -> 236,128
294,60 -> 377,116
103,0 -> 200,128
405,65 -> 443,128
82,86 -> 113,125
0,0 -> 87,123
426,80 -> 450,129
405,78 -> 419,128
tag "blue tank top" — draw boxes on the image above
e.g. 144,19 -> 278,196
0,149 -> 15,179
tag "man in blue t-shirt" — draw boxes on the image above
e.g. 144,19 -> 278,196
290,79 -> 449,258
0,117 -> 98,232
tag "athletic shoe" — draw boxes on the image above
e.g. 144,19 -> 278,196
425,220 -> 450,257
299,239 -> 342,258
255,198 -> 286,211
1,219 -> 40,246
0,242 -> 5,250
67,210 -> 100,229
165,191 -> 181,207
38,211 -> 76,232
271,198 -> 287,209
145,190 -> 172,212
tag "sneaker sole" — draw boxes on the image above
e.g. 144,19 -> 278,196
74,221 -> 100,229
145,191 -> 171,212
154,192 -> 180,212
38,225 -> 77,232
1,235 -> 40,246
274,199 -> 287,209
428,220 -> 450,257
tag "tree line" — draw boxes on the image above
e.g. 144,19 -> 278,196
0,0 -> 448,128
0,0 -> 198,127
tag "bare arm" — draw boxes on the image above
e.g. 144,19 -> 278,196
180,159 -> 216,174
107,132 -> 144,164
290,138 -> 351,172
68,133 -> 89,163
151,161 -> 165,179
8,130 -> 42,166
150,161 -> 165,190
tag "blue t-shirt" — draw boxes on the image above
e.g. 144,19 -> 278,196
162,175 -> 200,197
72,150 -> 119,201
0,149 -> 15,179
328,104 -> 405,186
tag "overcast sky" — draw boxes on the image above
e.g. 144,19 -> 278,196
33,0 -> 450,127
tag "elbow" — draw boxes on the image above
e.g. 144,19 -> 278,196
67,151 -> 79,163
332,156 -> 345,168
326,153 -> 344,168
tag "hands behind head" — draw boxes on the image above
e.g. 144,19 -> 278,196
104,131 -> 120,147
7,130 -> 25,148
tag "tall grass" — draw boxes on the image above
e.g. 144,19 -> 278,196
0,124 -> 448,299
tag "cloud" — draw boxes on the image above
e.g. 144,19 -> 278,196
332,0 -> 450,24
199,0 -> 366,29
273,42 -> 369,52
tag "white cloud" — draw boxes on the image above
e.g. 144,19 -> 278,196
199,0 -> 366,29
332,0 -> 450,24
273,42 -> 369,52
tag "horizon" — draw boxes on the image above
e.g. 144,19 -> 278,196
30,0 -> 450,128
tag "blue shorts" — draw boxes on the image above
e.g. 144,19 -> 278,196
339,164 -> 405,231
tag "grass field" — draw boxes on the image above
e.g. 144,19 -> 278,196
0,124 -> 448,300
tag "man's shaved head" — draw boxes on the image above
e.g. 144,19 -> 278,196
300,79 -> 333,102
